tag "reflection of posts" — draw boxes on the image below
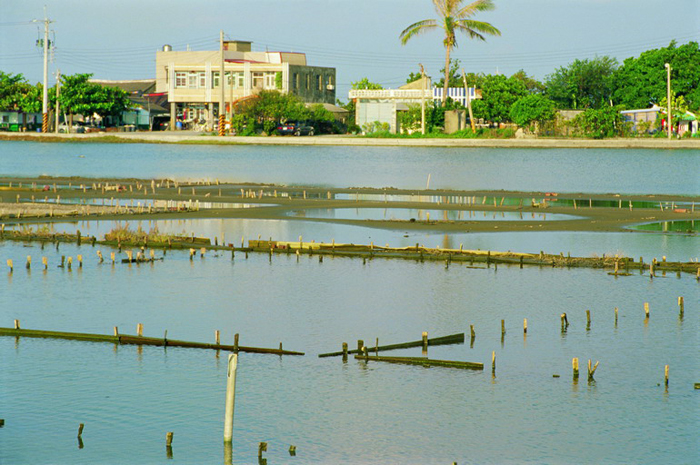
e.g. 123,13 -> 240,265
223,353 -> 238,442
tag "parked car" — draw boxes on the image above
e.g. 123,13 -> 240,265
276,121 -> 314,136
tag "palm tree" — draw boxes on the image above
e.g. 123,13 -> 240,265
400,0 -> 501,104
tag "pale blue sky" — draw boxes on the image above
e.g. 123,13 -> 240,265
2,0 -> 698,99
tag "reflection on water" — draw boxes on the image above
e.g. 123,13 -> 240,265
286,207 -> 580,222
23,197 -> 273,210
11,218 -> 700,262
630,220 -> 698,233
0,239 -> 697,464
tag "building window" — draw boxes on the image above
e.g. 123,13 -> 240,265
317,75 -> 323,91
327,75 -> 333,87
306,74 -> 310,90
294,73 -> 299,90
213,71 -> 245,89
264,72 -> 276,89
252,72 -> 264,89
175,72 -> 187,88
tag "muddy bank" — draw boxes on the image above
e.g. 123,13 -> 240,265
0,176 -> 698,235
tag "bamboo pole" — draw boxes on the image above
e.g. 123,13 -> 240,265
223,353 -> 238,442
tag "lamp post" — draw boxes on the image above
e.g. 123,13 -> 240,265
665,63 -> 672,140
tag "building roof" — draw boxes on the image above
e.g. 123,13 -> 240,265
91,79 -> 168,113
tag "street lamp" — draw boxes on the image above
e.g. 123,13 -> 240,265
665,63 -> 672,140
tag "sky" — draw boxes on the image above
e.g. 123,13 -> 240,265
1,0 -> 699,100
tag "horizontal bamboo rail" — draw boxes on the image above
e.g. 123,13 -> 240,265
0,327 -> 304,356
355,354 -> 483,370
318,332 -> 464,358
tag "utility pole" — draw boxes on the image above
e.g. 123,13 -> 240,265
419,64 -> 426,135
461,68 -> 475,132
219,30 -> 226,136
34,8 -> 53,133
54,69 -> 61,133
665,63 -> 672,140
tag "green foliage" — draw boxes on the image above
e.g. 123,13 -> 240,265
509,94 -> 556,129
361,121 -> 391,134
59,73 -> 129,118
238,90 -> 309,134
351,78 -> 383,90
398,99 -> 463,134
571,105 -> 628,139
308,103 -> 334,123
0,72 -> 36,112
471,74 -> 528,122
275,72 -> 283,90
511,69 -> 545,94
435,59 -> 464,88
613,41 -> 700,111
545,56 -> 619,109
230,114 -> 256,136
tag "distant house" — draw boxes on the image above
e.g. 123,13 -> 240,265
620,105 -> 661,133
155,40 -> 336,129
91,79 -> 169,130
0,111 -> 41,132
348,78 -> 481,133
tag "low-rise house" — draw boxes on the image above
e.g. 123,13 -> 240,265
155,40 -> 336,129
91,79 -> 169,130
348,78 -> 480,133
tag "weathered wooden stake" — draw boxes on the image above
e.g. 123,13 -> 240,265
233,333 -> 239,352
7,259 -> 13,273
342,342 -> 348,361
572,357 -> 579,381
189,248 -> 195,260
78,423 -> 84,438
422,331 -> 428,350
523,318 -> 528,334
678,296 -> 684,318
614,307 -> 618,327
223,353 -> 238,443
14,319 -> 20,330
470,325 -> 476,340
110,252 -> 115,264
586,310 -> 591,330
491,351 -> 496,374
644,302 -> 650,319
664,364 -> 669,387
26,256 -> 31,270
42,256 -> 47,270
501,319 -> 505,337
588,359 -> 599,382
113,326 -> 119,337
137,323 -> 143,337
258,441 -> 267,458
560,313 -> 569,330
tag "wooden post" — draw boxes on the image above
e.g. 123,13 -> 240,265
523,318 -> 527,334
572,357 -> 579,381
678,296 -> 684,318
110,252 -> 115,264
258,442 -> 267,458
137,323 -> 143,337
189,248 -> 195,260
233,333 -> 239,352
14,319 -> 20,330
501,319 -> 505,337
215,330 -> 221,345
77,255 -> 82,268
342,342 -> 348,361
113,326 -> 119,337
560,313 -> 569,330
166,432 -> 173,447
586,310 -> 591,330
7,259 -> 13,273
644,302 -> 650,319
223,353 -> 238,443
422,331 -> 428,350
42,256 -> 47,270
614,307 -> 618,327
200,247 -> 206,257
588,359 -> 599,382
664,364 -> 669,387
357,339 -> 364,353
78,423 -> 84,438
470,325 -> 476,340
491,351 -> 496,374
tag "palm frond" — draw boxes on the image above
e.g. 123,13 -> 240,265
399,19 -> 439,44
456,19 -> 501,37
456,0 -> 497,19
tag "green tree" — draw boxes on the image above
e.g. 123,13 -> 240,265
571,105 -> 627,139
239,90 -> 310,134
545,56 -> 618,109
509,94 -> 556,130
59,74 -> 129,122
511,69 -> 545,94
351,78 -> 384,90
0,72 -> 33,111
399,0 -> 501,104
435,59 -> 464,88
471,74 -> 527,122
613,41 -> 700,111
